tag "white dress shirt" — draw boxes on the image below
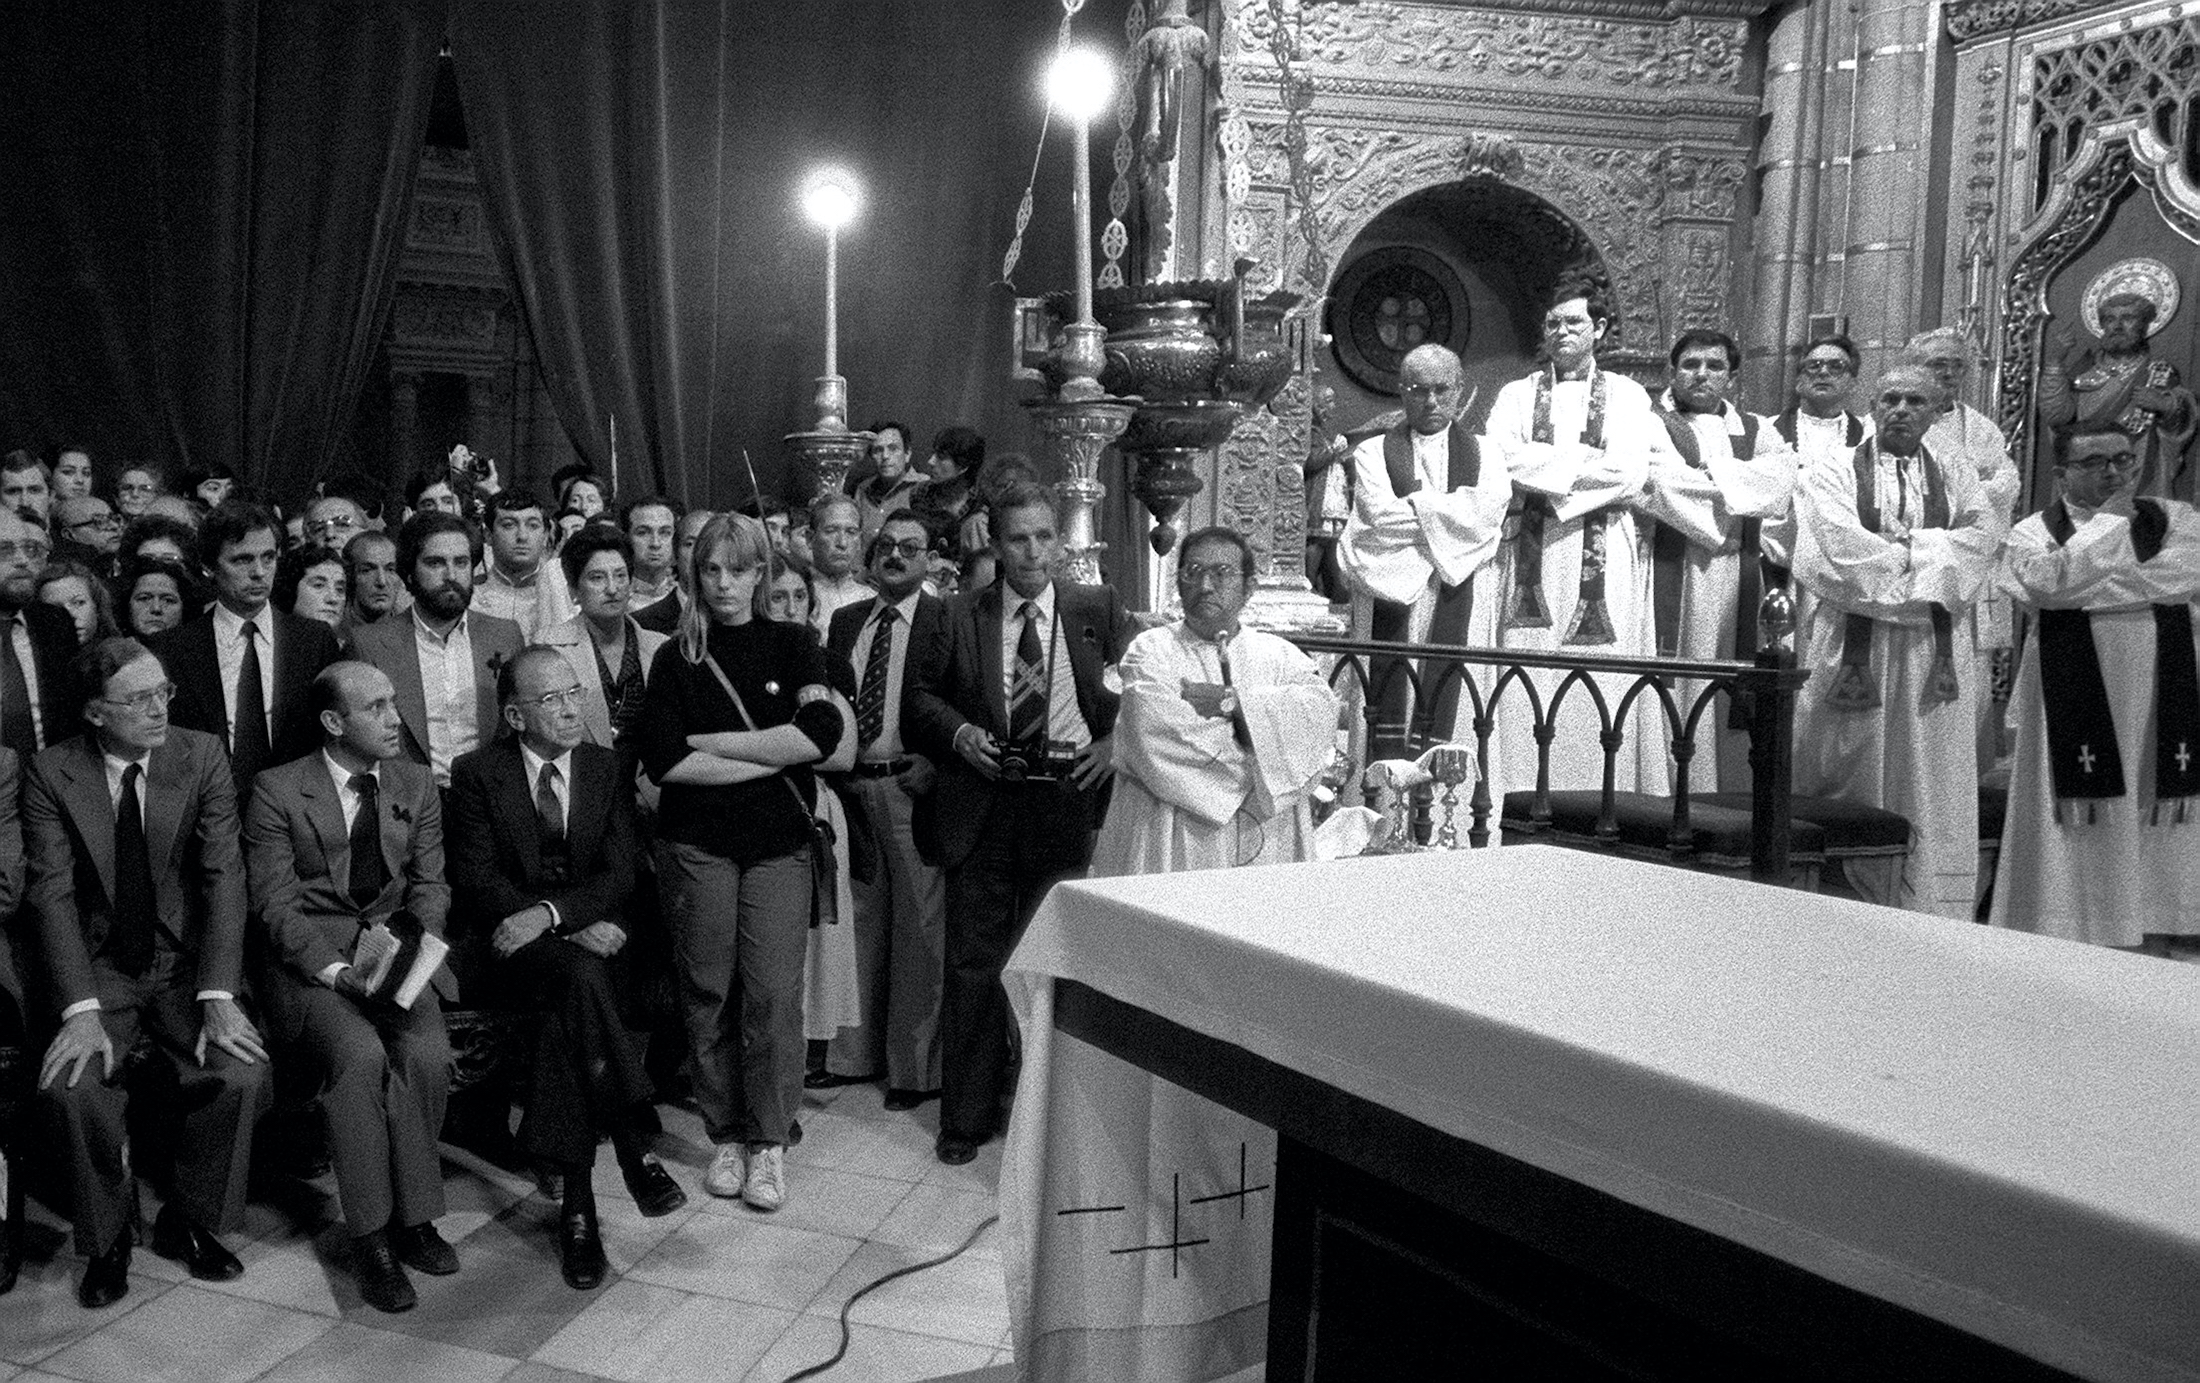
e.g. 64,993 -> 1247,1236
518,741 -> 573,836
412,608 -> 479,787
212,603 -> 277,753
997,582 -> 1091,749
474,559 -> 577,641
853,590 -> 923,760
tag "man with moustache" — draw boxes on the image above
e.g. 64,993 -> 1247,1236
346,511 -> 524,789
246,661 -> 455,1314
622,495 -> 685,635
1791,363 -> 2005,917
29,638 -> 267,1309
446,646 -> 681,1290
909,484 -> 1134,1164
806,494 -> 870,637
1339,344 -> 1512,756
0,508 -> 82,761
151,503 -> 341,795
810,510 -> 950,1105
471,490 -> 575,640
338,530 -> 409,644
1,451 -> 53,523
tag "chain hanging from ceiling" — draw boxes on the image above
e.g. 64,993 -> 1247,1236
1263,0 -> 1327,296
1100,0 -> 1145,289
999,0 -> 1085,289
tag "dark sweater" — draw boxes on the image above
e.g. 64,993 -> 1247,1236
639,619 -> 840,863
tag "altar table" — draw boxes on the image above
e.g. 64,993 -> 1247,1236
999,845 -> 2200,1382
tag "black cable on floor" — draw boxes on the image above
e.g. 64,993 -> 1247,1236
781,1212 -> 1003,1381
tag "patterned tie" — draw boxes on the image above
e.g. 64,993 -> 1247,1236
1008,600 -> 1047,745
855,605 -> 898,749
0,614 -> 36,757
111,763 -> 156,975
347,773 -> 387,907
535,761 -> 565,843
234,619 -> 271,782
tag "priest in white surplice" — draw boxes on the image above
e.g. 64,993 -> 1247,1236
1989,423 -> 2200,948
1486,279 -> 1676,794
1004,527 -> 1339,1383
1339,343 -> 1512,757
1791,364 -> 2006,918
1641,329 -> 1797,790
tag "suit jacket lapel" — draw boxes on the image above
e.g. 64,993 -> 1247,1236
55,740 -> 117,905
495,741 -> 545,880
296,763 -> 350,894
377,623 -> 432,764
978,586 -> 1007,735
145,740 -> 187,910
376,768 -> 408,896
1058,585 -> 1100,726
567,746 -> 607,866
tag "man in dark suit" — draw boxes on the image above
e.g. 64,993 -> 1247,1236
0,508 -> 85,761
810,510 -> 951,1107
29,638 -> 269,1308
344,511 -> 523,789
908,484 -> 1135,1164
0,745 -> 31,1297
446,646 -> 683,1291
153,502 -> 340,794
245,661 -> 454,1314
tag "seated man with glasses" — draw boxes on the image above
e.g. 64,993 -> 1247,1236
304,494 -> 372,555
55,495 -> 123,567
27,636 -> 270,1309
446,646 -> 679,1290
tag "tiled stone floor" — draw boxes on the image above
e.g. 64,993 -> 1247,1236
0,1082 -> 1015,1383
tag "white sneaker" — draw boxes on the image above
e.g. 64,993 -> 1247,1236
741,1144 -> 785,1212
703,1143 -> 747,1199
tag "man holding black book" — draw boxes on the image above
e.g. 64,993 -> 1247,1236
245,661 -> 455,1314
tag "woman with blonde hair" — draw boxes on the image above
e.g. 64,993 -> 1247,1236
637,512 -> 850,1212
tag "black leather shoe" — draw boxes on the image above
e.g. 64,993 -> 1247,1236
559,1210 -> 608,1290
151,1205 -> 243,1282
77,1235 -> 131,1309
935,1133 -> 981,1166
884,1087 -> 941,1112
353,1229 -> 416,1314
394,1221 -> 459,1277
622,1159 -> 688,1218
803,1069 -> 880,1090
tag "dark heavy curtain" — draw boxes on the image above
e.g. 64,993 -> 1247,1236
0,0 -> 443,502
449,0 -> 1085,507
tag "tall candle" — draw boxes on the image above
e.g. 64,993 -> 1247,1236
825,225 -> 840,379
1072,115 -> 1094,325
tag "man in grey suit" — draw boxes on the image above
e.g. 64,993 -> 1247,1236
343,510 -> 523,790
246,661 -> 454,1314
29,638 -> 267,1309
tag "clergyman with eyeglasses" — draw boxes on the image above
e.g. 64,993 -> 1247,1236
1990,421 -> 2200,945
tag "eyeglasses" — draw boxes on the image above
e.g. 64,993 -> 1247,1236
65,513 -> 118,531
102,681 -> 175,713
307,515 -> 359,536
1798,359 -> 1855,376
0,541 -> 51,562
1178,563 -> 1244,589
876,539 -> 929,559
2063,454 -> 2137,473
520,686 -> 586,710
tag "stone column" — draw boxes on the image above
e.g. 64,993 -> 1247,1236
1842,0 -> 1937,368
1745,0 -> 1836,404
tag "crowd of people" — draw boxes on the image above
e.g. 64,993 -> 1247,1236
1310,275 -> 2199,950
0,420 -> 1345,1331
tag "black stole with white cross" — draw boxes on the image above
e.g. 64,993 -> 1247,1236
2136,501 -> 2200,815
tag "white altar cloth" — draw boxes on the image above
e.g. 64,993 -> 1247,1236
1001,845 -> 2200,1383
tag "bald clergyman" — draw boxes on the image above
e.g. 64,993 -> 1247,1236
1339,343 -> 1513,755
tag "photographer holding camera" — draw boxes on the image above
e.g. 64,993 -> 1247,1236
909,483 -> 1135,1165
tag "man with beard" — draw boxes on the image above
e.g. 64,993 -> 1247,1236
152,503 -> 340,795
345,511 -> 524,789
471,490 -> 576,640
621,495 -> 684,635
246,661 -> 455,1314
810,510 -> 950,1105
2041,289 -> 2199,501
806,494 -> 870,637
1641,329 -> 1797,788
1339,344 -> 1512,757
1,450 -> 53,524
338,531 -> 408,645
1791,364 -> 2005,917
0,509 -> 83,760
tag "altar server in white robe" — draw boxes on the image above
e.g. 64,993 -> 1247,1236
1006,527 -> 1339,1383
1641,329 -> 1797,790
1791,364 -> 2006,918
1990,422 -> 2200,947
1486,277 -> 1675,794
1339,343 -> 1512,758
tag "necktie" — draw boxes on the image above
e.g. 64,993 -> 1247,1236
234,619 -> 271,782
0,615 -> 36,758
1008,600 -> 1047,745
855,606 -> 898,748
535,761 -> 565,843
111,763 -> 156,975
347,772 -> 387,907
